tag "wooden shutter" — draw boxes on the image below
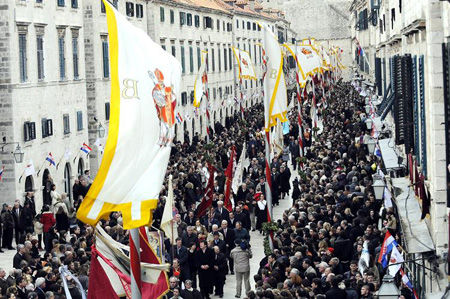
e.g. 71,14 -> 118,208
442,44 -> 450,205
24,123 -> 30,142
375,57 -> 382,95
77,111 -> 83,131
105,102 -> 110,121
42,118 -> 48,138
47,119 -> 53,136
412,56 -> 420,159
29,122 -> 36,140
419,55 -> 427,176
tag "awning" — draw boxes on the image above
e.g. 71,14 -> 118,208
391,177 -> 435,254
378,138 -> 406,170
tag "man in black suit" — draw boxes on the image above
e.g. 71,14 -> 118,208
0,268 -> 8,295
212,246 -> 227,298
219,220 -> 235,274
214,201 -> 229,223
170,238 -> 190,281
12,201 -> 23,246
13,244 -> 25,269
195,240 -> 214,299
24,192 -> 36,217
227,212 -> 236,228
16,275 -> 28,299
234,206 -> 250,231
211,232 -> 226,253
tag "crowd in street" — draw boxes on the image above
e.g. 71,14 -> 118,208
0,81 -> 411,299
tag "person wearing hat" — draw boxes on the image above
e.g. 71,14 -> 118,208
34,277 -> 45,299
230,239 -> 252,298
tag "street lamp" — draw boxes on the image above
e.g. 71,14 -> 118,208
366,138 -> 377,155
365,104 -> 371,114
377,275 -> 400,299
13,145 -> 24,164
1,140 -> 24,164
373,176 -> 386,200
97,123 -> 106,138
366,118 -> 373,130
365,97 -> 370,105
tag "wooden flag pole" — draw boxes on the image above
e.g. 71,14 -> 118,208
36,160 -> 47,177
130,228 -> 142,299
73,150 -> 80,164
56,153 -> 65,170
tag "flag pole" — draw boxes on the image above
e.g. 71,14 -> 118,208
56,153 -> 65,170
261,32 -> 274,251
204,49 -> 210,144
130,228 -> 142,299
73,150 -> 80,164
36,160 -> 47,177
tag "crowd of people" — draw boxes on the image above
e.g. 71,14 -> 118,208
0,81 -> 410,299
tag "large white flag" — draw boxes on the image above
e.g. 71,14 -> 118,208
232,144 -> 246,194
161,175 -> 177,242
77,1 -> 181,229
232,47 -> 257,80
261,23 -> 288,131
25,160 -> 35,177
296,44 -> 323,85
388,246 -> 404,276
193,50 -> 208,108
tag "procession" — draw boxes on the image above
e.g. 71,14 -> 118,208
0,0 -> 448,299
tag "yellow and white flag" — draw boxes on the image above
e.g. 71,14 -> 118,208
232,47 -> 257,80
77,0 -> 182,229
261,23 -> 288,131
193,50 -> 208,107
296,44 -> 323,82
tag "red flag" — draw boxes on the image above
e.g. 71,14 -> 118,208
197,163 -> 216,218
224,146 -> 236,211
88,249 -> 123,299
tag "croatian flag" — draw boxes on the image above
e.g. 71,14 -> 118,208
378,231 -> 399,268
80,143 -> 92,154
400,268 -> 414,290
46,153 -> 56,167
0,165 -> 4,181
175,112 -> 183,124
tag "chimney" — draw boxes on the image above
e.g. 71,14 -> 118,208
249,0 -> 255,10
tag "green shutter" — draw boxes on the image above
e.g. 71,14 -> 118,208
419,55 -> 427,176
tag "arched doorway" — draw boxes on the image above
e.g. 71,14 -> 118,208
78,158 -> 84,177
219,110 -> 223,122
213,111 -> 217,124
64,163 -> 72,206
25,176 -> 34,193
42,169 -> 50,206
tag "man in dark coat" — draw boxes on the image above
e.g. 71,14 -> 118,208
181,227 -> 198,248
211,232 -> 226,254
2,205 -> 14,250
325,276 -> 347,299
13,244 -> 25,269
170,238 -> 190,280
212,246 -> 227,298
214,201 -> 229,223
12,201 -> 24,246
180,280 -> 202,299
0,269 -> 8,295
24,192 -> 36,216
219,220 -> 235,274
195,240 -> 214,299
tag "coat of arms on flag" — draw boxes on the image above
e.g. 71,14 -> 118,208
232,47 -> 257,80
77,0 -> 182,229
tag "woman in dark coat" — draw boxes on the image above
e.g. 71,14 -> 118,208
55,206 -> 69,233
291,178 -> 301,205
255,193 -> 268,232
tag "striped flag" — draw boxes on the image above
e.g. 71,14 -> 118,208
80,143 -> 92,155
175,112 -> 183,124
0,165 -> 4,181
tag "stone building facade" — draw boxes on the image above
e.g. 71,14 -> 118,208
0,0 -> 292,210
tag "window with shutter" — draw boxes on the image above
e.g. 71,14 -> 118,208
19,34 -> 27,83
71,0 -> 78,8
24,123 -> 30,142
47,119 -> 53,136
181,92 -> 187,106
218,45 -> 221,72
102,37 -> 110,78
77,111 -> 83,131
101,0 -> 106,13
105,102 -> 110,121
180,12 -> 186,26
412,56 -> 420,160
73,37 -> 79,80
126,2 -> 134,17
443,43 -> 450,204
37,35 -> 44,80
236,19 -> 239,29
181,45 -> 185,74
224,48 -> 227,71
195,15 -> 200,27
419,55 -> 427,176
160,7 -> 165,22
42,118 -> 48,138
217,19 -> 220,31
170,10 -> 174,24
136,4 -> 143,18
113,0 -> 118,8
375,57 -> 382,95
63,114 -> 70,134
189,46 -> 194,73
213,88 -> 216,100
58,37 -> 66,81
229,48 -> 232,70
58,0 -> 65,7
172,46 -> 176,58
187,14 -> 192,26
197,47 -> 201,70
29,122 -> 36,140
212,49 -> 215,72
391,9 -> 395,29
401,55 -> 414,154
